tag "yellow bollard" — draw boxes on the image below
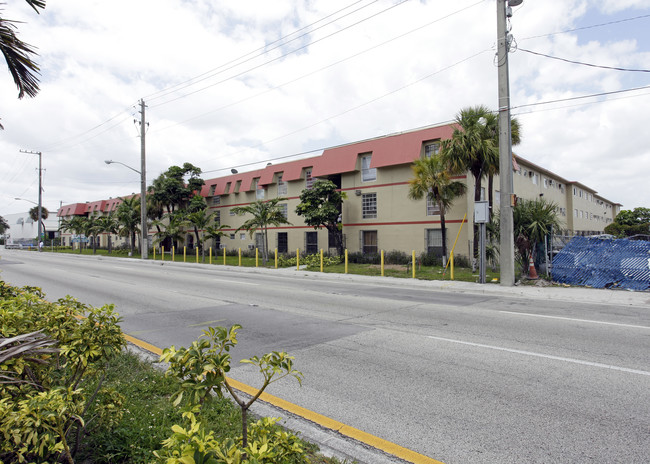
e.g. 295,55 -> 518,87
172,246 -> 175,262
196,247 -> 199,263
238,248 -> 241,266
450,252 -> 455,280
153,246 -> 156,261
256,248 -> 259,267
345,249 -> 348,274
412,250 -> 416,279
381,250 -> 384,276
183,246 -> 186,262
162,246 -> 165,261
320,249 -> 323,272
296,248 -> 300,270
209,247 -> 212,265
223,247 -> 226,265
275,248 -> 278,269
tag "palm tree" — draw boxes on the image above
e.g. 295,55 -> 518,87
59,216 -> 86,253
204,223 -> 230,255
28,206 -> 49,240
441,105 -> 497,203
152,212 -> 186,252
84,215 -> 102,254
231,198 -> 291,264
183,209 -> 218,262
96,214 -> 120,254
513,198 -> 562,275
408,155 -> 467,262
115,197 -> 141,256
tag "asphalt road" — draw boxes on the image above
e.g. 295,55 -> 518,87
1,250 -> 649,463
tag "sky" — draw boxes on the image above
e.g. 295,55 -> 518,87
1,0 -> 649,217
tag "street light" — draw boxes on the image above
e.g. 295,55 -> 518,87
105,159 -> 148,259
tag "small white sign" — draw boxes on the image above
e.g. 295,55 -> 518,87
474,201 -> 489,224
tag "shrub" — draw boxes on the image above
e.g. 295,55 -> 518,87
0,282 -> 125,463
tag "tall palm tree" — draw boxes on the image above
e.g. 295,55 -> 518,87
115,197 -> 141,256
441,105 -> 498,203
231,198 -> 291,264
408,155 -> 467,261
204,223 -> 230,255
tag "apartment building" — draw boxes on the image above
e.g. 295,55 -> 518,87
58,124 -> 621,258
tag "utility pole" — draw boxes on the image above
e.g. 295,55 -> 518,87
497,0 -> 521,286
20,149 -> 43,249
138,99 -> 148,259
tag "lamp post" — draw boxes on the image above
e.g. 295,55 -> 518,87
105,159 -> 148,259
497,0 -> 522,286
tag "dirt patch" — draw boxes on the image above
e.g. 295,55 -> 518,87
369,264 -> 408,272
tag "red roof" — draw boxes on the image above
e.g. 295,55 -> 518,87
314,124 -> 454,177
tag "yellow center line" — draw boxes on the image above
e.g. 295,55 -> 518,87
125,332 -> 444,464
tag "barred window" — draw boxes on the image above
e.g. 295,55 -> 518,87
424,142 -> 440,158
426,196 -> 440,216
277,174 -> 287,196
279,203 -> 288,219
305,169 -> 314,189
362,193 -> 377,219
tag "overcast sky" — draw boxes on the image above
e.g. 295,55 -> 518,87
1,0 -> 649,217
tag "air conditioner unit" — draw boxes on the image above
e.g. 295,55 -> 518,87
248,244 -> 255,250
355,190 -> 362,196
219,243 -> 226,249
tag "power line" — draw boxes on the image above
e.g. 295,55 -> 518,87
518,47 -> 650,73
144,0 -> 381,103
520,13 -> 650,41
152,0 -> 486,133
149,0 -> 413,109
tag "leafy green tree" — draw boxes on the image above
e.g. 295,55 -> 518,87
148,163 -> 205,215
115,197 -> 141,256
408,155 -> 467,261
513,198 -> 562,275
295,180 -> 346,255
0,0 -> 45,128
605,207 -> 650,237
0,215 -> 9,235
232,198 -> 291,265
204,223 -> 230,253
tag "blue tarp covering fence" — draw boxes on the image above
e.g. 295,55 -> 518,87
552,236 -> 650,291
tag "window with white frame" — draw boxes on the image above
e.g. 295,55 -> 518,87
361,230 -> 378,254
362,193 -> 377,219
240,233 -> 246,240
424,142 -> 440,158
211,196 -> 220,206
426,196 -> 440,216
305,169 -> 314,189
253,177 -> 265,200
277,174 -> 287,196
215,210 -> 221,225
361,154 -> 376,182
574,209 -> 578,217
230,209 -> 236,216
279,203 -> 288,219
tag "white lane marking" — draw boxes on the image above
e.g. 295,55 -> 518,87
426,335 -> 650,377
499,310 -> 650,330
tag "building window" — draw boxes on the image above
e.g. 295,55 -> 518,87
277,232 -> 288,253
532,174 -> 538,185
424,142 -> 440,158
230,233 -> 235,240
305,231 -> 318,254
426,229 -> 445,257
208,184 -> 216,196
362,193 -> 377,219
543,178 -> 548,188
574,209 -> 578,218
211,196 -> 221,206
240,233 -> 246,240
215,210 -> 221,225
426,196 -> 440,216
361,154 -> 376,182
277,174 -> 287,196
230,209 -> 236,216
305,169 -> 314,189
279,203 -> 288,219
225,182 -> 231,194
361,230 -> 378,254
234,180 -> 241,193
